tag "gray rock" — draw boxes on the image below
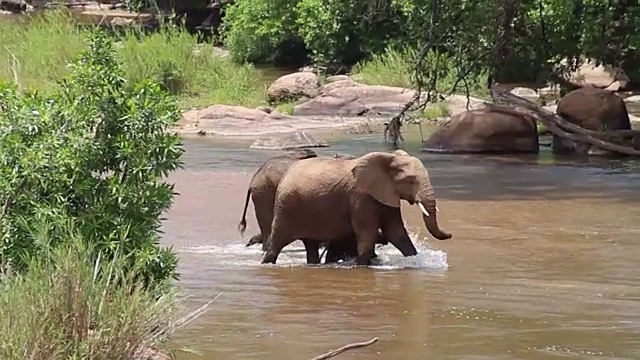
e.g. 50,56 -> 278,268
293,95 -> 371,117
295,80 -> 420,117
560,58 -> 630,91
442,94 -> 487,117
249,131 -> 329,150
176,104 -> 387,137
267,72 -> 320,103
325,75 -> 352,83
509,87 -> 540,102
255,106 -> 273,114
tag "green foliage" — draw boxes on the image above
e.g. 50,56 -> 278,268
351,47 -> 414,88
0,10 -> 267,109
222,0 -> 298,64
0,220 -> 177,359
352,47 -> 489,97
223,0 -> 640,89
420,101 -> 451,119
0,11 -> 85,94
0,30 -> 184,285
222,0 -> 406,68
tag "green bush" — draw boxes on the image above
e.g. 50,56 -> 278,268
222,0 -> 405,68
0,219 -> 177,360
0,30 -> 184,285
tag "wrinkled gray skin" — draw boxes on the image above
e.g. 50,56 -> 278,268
238,148 -> 318,249
237,149 -> 389,263
262,150 -> 453,265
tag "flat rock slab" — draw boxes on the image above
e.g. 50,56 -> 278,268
249,131 -> 329,150
294,78 -> 422,117
176,104 -> 385,138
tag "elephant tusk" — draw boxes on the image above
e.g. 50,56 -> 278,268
417,202 -> 430,217
436,206 -> 440,212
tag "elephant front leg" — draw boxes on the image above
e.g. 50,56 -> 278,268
301,239 -> 320,264
354,229 -> 377,266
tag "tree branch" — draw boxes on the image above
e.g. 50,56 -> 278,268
310,338 -> 379,360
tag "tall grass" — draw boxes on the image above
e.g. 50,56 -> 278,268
351,47 -> 415,88
351,47 -> 490,98
0,220 -> 178,360
0,10 -> 267,109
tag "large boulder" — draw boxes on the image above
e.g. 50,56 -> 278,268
554,87 -> 632,153
563,58 -> 630,91
294,77 -> 421,117
267,71 -> 320,103
291,76 -> 488,118
421,109 -> 539,154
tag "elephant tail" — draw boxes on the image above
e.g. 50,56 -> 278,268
237,187 -> 251,236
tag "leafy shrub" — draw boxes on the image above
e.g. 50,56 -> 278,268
0,219 -> 177,360
222,0 -> 404,68
0,30 -> 184,286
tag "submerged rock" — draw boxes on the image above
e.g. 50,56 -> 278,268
249,131 -> 329,150
422,109 -> 539,154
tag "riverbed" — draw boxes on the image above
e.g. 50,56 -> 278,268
159,126 -> 640,360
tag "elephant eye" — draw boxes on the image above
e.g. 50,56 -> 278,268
404,174 -> 418,185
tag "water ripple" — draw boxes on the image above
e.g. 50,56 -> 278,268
179,232 -> 448,271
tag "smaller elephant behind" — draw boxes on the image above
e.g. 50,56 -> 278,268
238,148 -> 318,248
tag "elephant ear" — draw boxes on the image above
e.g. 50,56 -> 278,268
351,152 -> 401,208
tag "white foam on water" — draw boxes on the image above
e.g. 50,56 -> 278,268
179,230 -> 448,271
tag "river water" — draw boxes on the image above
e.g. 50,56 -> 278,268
160,126 -> 640,360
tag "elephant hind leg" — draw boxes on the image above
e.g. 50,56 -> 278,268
245,234 -> 264,247
301,239 -> 320,264
261,224 -> 295,264
252,192 -> 276,252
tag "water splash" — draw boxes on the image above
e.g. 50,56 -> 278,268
179,230 -> 448,271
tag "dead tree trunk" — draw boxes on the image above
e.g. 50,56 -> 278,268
487,87 -> 640,156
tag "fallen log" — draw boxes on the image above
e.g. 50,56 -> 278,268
487,87 -> 640,156
310,337 -> 379,360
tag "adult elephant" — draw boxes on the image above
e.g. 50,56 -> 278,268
262,150 -> 452,265
237,149 -> 389,263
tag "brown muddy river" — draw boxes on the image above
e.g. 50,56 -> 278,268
161,129 -> 640,360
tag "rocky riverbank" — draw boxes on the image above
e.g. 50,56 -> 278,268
171,73 -> 490,148
171,70 -> 640,149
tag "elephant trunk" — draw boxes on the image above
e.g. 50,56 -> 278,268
417,198 -> 452,241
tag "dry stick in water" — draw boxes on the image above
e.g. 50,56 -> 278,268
310,337 -> 379,360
